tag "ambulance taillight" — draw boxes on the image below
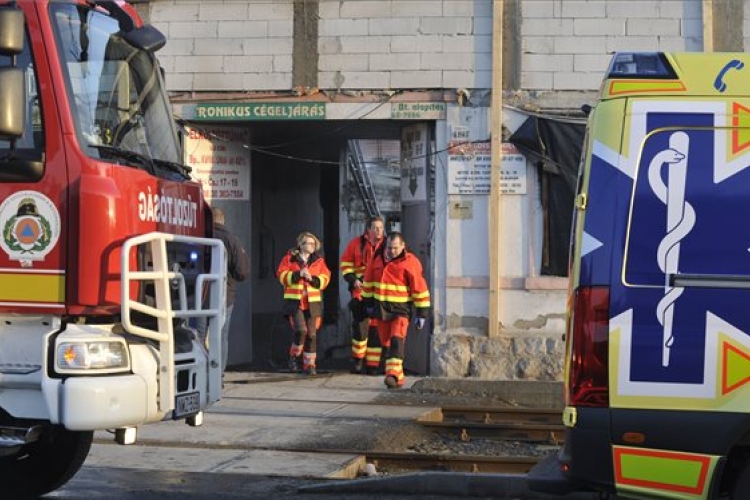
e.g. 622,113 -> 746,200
568,286 -> 609,407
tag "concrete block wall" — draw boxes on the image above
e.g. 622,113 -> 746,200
318,0 -> 492,90
149,1 -> 294,91
148,0 -> 493,92
520,0 -> 703,92
148,0 -> 742,95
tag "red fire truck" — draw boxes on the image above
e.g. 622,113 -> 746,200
0,1 -> 226,497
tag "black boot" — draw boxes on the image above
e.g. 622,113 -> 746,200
384,375 -> 400,389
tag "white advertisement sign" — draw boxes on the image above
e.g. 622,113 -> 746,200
183,126 -> 250,201
448,141 -> 527,195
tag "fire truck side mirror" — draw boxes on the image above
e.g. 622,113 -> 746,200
0,70 -> 24,140
0,7 -> 25,140
0,7 -> 24,56
123,25 -> 166,53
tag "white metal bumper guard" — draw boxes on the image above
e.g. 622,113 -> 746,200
120,232 -> 226,416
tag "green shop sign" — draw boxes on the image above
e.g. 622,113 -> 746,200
194,102 -> 326,121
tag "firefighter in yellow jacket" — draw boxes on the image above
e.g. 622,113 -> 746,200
370,232 -> 430,389
340,216 -> 385,374
277,231 -> 331,375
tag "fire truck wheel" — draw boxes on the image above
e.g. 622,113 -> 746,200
0,426 -> 93,499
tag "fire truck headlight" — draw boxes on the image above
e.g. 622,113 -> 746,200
56,341 -> 130,373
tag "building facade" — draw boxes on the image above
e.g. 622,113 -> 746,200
135,0 -> 747,379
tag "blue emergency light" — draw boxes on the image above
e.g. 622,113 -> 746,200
607,52 -> 676,79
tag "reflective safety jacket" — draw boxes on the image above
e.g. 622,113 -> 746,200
362,242 -> 385,304
277,250 -> 331,315
370,249 -> 430,319
340,233 -> 384,299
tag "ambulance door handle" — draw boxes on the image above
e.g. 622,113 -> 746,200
671,273 -> 750,289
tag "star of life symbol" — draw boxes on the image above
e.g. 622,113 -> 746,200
0,191 -> 61,268
648,131 -> 695,367
590,100 -> 750,399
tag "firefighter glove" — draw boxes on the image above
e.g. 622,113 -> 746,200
413,317 -> 426,330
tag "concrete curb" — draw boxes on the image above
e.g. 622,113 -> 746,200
298,472 -> 599,499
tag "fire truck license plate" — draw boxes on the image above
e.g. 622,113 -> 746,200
174,392 -> 200,418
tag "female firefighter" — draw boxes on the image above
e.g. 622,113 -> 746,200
366,231 -> 430,388
277,231 -> 331,375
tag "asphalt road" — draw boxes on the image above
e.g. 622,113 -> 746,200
48,466 -> 601,500
48,466 -> 323,500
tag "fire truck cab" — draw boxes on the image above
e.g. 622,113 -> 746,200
0,1 -> 225,497
528,52 -> 750,500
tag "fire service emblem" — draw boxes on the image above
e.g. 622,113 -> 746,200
0,191 -> 61,267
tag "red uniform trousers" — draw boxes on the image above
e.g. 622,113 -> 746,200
377,316 -> 409,386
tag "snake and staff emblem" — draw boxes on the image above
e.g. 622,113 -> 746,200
647,132 -> 695,367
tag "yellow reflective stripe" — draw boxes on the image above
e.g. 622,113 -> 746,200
366,348 -> 382,364
374,283 -> 409,292
0,271 -> 65,303
284,292 -> 303,300
385,358 -> 404,380
279,270 -> 297,286
352,339 -> 367,356
608,80 -> 686,96
373,293 -> 410,303
373,284 -> 409,300
341,267 -> 365,277
412,291 -> 430,299
318,274 -> 331,288
414,299 -> 431,308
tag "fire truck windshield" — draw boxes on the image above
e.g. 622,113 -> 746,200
51,4 -> 181,167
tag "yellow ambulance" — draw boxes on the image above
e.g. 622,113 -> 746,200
528,52 -> 750,499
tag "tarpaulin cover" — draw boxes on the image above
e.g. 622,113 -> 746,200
509,115 -> 585,276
